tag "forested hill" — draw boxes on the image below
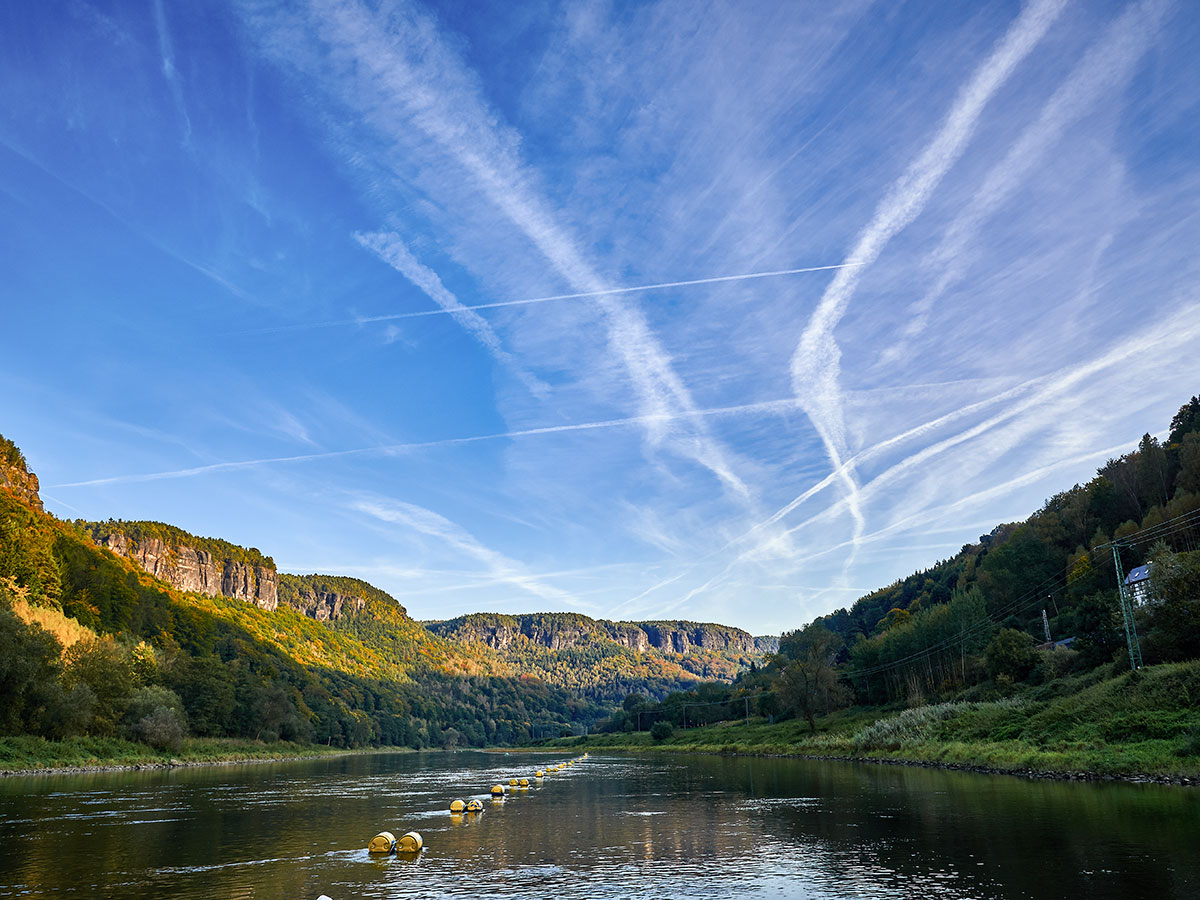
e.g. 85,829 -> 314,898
1,446 -> 773,753
425,613 -> 774,689
814,393 -> 1200,666
83,518 -> 770,699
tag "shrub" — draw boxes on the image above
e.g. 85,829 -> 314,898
135,706 -> 187,752
650,721 -> 673,741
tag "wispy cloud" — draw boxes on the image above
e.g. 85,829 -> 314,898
242,0 -> 758,505
789,0 -> 1068,575
350,494 -> 581,608
152,0 -> 192,145
355,230 -> 550,396
881,0 -> 1171,366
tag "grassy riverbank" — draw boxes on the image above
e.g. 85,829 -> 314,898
0,736 -> 363,775
546,661 -> 1200,780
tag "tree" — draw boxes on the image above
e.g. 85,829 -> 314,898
776,624 -> 850,734
1145,545 -> 1200,662
0,589 -> 64,735
62,637 -> 137,735
985,628 -> 1037,682
1168,394 -> 1200,445
650,720 -> 673,741
1177,433 -> 1200,495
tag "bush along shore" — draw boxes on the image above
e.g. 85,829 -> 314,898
540,660 -> 1200,786
0,736 -> 394,777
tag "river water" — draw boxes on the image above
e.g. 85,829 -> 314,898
0,751 -> 1196,899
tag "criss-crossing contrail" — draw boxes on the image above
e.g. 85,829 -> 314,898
237,262 -> 862,335
49,396 -> 801,489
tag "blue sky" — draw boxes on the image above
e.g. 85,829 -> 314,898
2,0 -> 1198,634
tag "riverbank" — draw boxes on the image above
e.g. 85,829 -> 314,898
0,736 -> 399,777
541,661 -> 1200,785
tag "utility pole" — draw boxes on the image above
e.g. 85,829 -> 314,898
744,696 -> 750,727
1042,609 -> 1052,643
1109,542 -> 1144,670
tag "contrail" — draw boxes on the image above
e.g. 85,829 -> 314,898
789,0 -> 1067,576
236,262 -> 862,335
50,396 -> 801,489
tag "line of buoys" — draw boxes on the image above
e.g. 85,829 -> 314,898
440,754 -> 589,831
372,754 -> 595,859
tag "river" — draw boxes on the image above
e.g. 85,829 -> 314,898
0,751 -> 1196,899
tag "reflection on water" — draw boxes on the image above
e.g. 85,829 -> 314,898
0,751 -> 1196,899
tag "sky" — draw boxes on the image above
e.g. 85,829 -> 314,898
1,0 -> 1198,635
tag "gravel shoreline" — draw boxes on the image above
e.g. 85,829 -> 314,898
791,752 -> 1198,787
0,748 -> 388,779
552,744 -> 1198,787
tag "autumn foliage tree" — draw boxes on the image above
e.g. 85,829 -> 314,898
776,623 -> 850,734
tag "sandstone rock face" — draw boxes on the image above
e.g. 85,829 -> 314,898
754,635 -> 781,654
0,458 -> 43,512
100,533 -> 278,611
285,586 -> 366,622
428,614 -> 760,656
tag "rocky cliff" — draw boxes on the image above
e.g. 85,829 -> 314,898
276,573 -> 390,622
94,527 -> 279,611
426,612 -> 763,656
0,434 -> 43,512
754,635 -> 780,654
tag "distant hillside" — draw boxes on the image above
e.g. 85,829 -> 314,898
425,613 -> 773,700
85,519 -> 769,701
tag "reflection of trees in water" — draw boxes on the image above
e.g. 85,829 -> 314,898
2,753 -> 1197,899
714,755 -> 1200,900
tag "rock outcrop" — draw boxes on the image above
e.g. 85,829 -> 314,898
0,436 -> 43,512
281,584 -> 366,622
754,635 -> 781,654
93,528 -> 278,611
426,613 -> 763,657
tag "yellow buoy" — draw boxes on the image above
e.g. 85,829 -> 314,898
449,799 -> 466,814
397,831 -> 423,853
466,799 -> 483,812
519,778 -> 529,787
509,778 -> 518,786
491,784 -> 505,796
367,831 -> 396,854
535,770 -> 545,777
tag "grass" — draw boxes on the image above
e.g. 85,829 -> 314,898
540,661 -> 1200,779
0,736 -> 360,773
